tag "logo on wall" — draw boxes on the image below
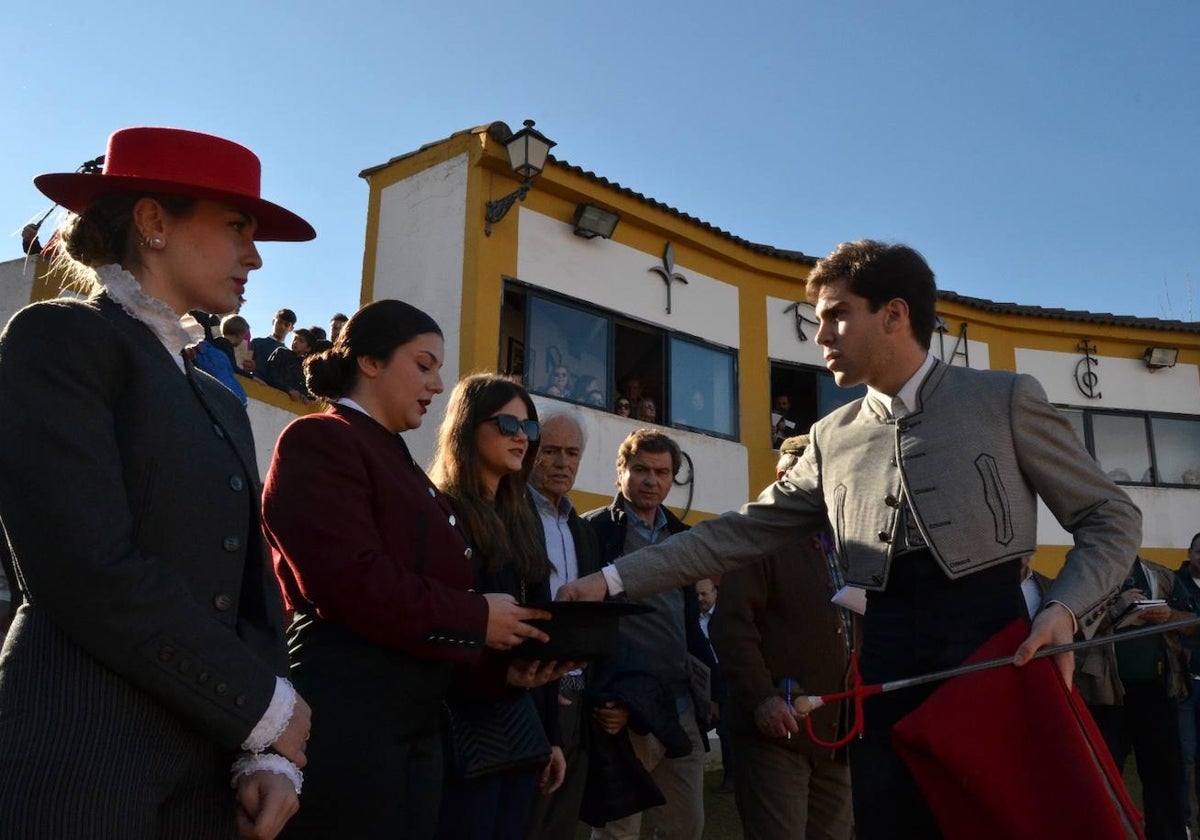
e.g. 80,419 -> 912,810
934,316 -> 971,367
649,242 -> 688,314
1074,339 -> 1102,399
783,301 -> 819,342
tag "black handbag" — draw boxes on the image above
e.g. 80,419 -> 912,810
444,692 -> 551,780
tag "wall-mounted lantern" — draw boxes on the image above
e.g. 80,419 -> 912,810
484,120 -> 556,236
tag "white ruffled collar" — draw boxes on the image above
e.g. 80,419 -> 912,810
95,264 -> 194,362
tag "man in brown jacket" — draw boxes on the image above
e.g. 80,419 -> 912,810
711,435 -> 858,840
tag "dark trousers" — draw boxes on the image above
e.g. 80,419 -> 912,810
732,733 -> 852,840
525,686 -> 589,840
436,767 -> 539,840
1177,678 -> 1200,825
715,711 -> 735,787
848,551 -> 1023,840
281,726 -> 444,840
1091,681 -> 1187,840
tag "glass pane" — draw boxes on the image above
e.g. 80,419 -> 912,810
1151,416 -> 1200,485
669,337 -> 736,437
526,297 -> 609,408
1058,407 -> 1086,447
1091,414 -> 1151,484
817,373 -> 866,419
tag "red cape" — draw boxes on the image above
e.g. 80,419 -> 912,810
892,619 -> 1144,840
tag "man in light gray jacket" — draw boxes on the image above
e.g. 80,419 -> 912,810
560,239 -> 1141,839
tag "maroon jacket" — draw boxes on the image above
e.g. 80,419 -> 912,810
262,404 -> 487,660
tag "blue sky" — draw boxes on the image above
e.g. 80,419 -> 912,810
3,0 -> 1197,338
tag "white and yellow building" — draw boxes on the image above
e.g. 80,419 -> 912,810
4,119 -> 1198,573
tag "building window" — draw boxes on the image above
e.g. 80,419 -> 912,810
501,281 -> 739,439
525,296 -> 610,408
669,336 -> 737,437
1055,406 -> 1200,487
1091,413 -> 1151,483
1151,416 -> 1200,485
769,361 -> 866,447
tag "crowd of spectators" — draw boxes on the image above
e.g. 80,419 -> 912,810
189,306 -> 345,404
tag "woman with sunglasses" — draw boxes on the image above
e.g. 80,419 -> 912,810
0,127 -> 314,839
429,374 -> 580,840
260,304 -> 552,840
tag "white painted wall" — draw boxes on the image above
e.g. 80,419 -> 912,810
1018,347 -> 1200,552
928,322 -> 991,369
517,210 -> 740,349
246,399 -> 308,480
1016,347 -> 1200,414
0,258 -> 36,325
369,153 -> 470,465
766,295 -> 990,369
765,296 -> 826,367
1038,486 -> 1197,556
532,395 -> 751,518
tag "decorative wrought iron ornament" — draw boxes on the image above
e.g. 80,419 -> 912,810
649,242 -> 688,314
784,301 -> 819,342
934,317 -> 971,367
1074,339 -> 1102,399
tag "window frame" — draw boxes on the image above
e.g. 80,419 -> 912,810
503,279 -> 741,441
666,332 -> 741,441
1054,404 -> 1200,489
768,358 -> 868,447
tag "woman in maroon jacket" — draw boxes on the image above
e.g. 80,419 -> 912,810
261,300 -> 551,840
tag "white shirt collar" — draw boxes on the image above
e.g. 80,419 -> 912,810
335,397 -> 374,421
529,483 -> 573,517
96,264 -> 192,371
867,353 -> 935,418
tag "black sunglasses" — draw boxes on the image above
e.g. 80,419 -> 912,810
484,414 -> 541,441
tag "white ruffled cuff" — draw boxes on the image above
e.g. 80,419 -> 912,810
230,753 -> 303,795
241,676 -> 296,753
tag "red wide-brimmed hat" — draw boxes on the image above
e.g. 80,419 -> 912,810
34,127 -> 315,242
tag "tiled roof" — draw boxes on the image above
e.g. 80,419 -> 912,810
360,122 -> 817,266
361,123 -> 1198,334
938,289 -> 1200,334
547,157 -> 817,265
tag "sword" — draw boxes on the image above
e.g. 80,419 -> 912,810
795,614 -> 1200,749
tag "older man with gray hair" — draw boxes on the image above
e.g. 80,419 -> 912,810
525,408 -> 602,840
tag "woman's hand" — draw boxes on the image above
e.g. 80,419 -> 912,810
235,770 -> 299,840
484,593 -> 551,650
539,745 -> 566,795
592,700 -> 630,735
505,660 -> 584,689
270,695 -> 312,768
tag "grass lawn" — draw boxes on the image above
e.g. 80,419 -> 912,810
574,769 -> 741,839
566,764 -> 1163,839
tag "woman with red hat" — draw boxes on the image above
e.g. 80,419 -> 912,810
0,127 -> 315,839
